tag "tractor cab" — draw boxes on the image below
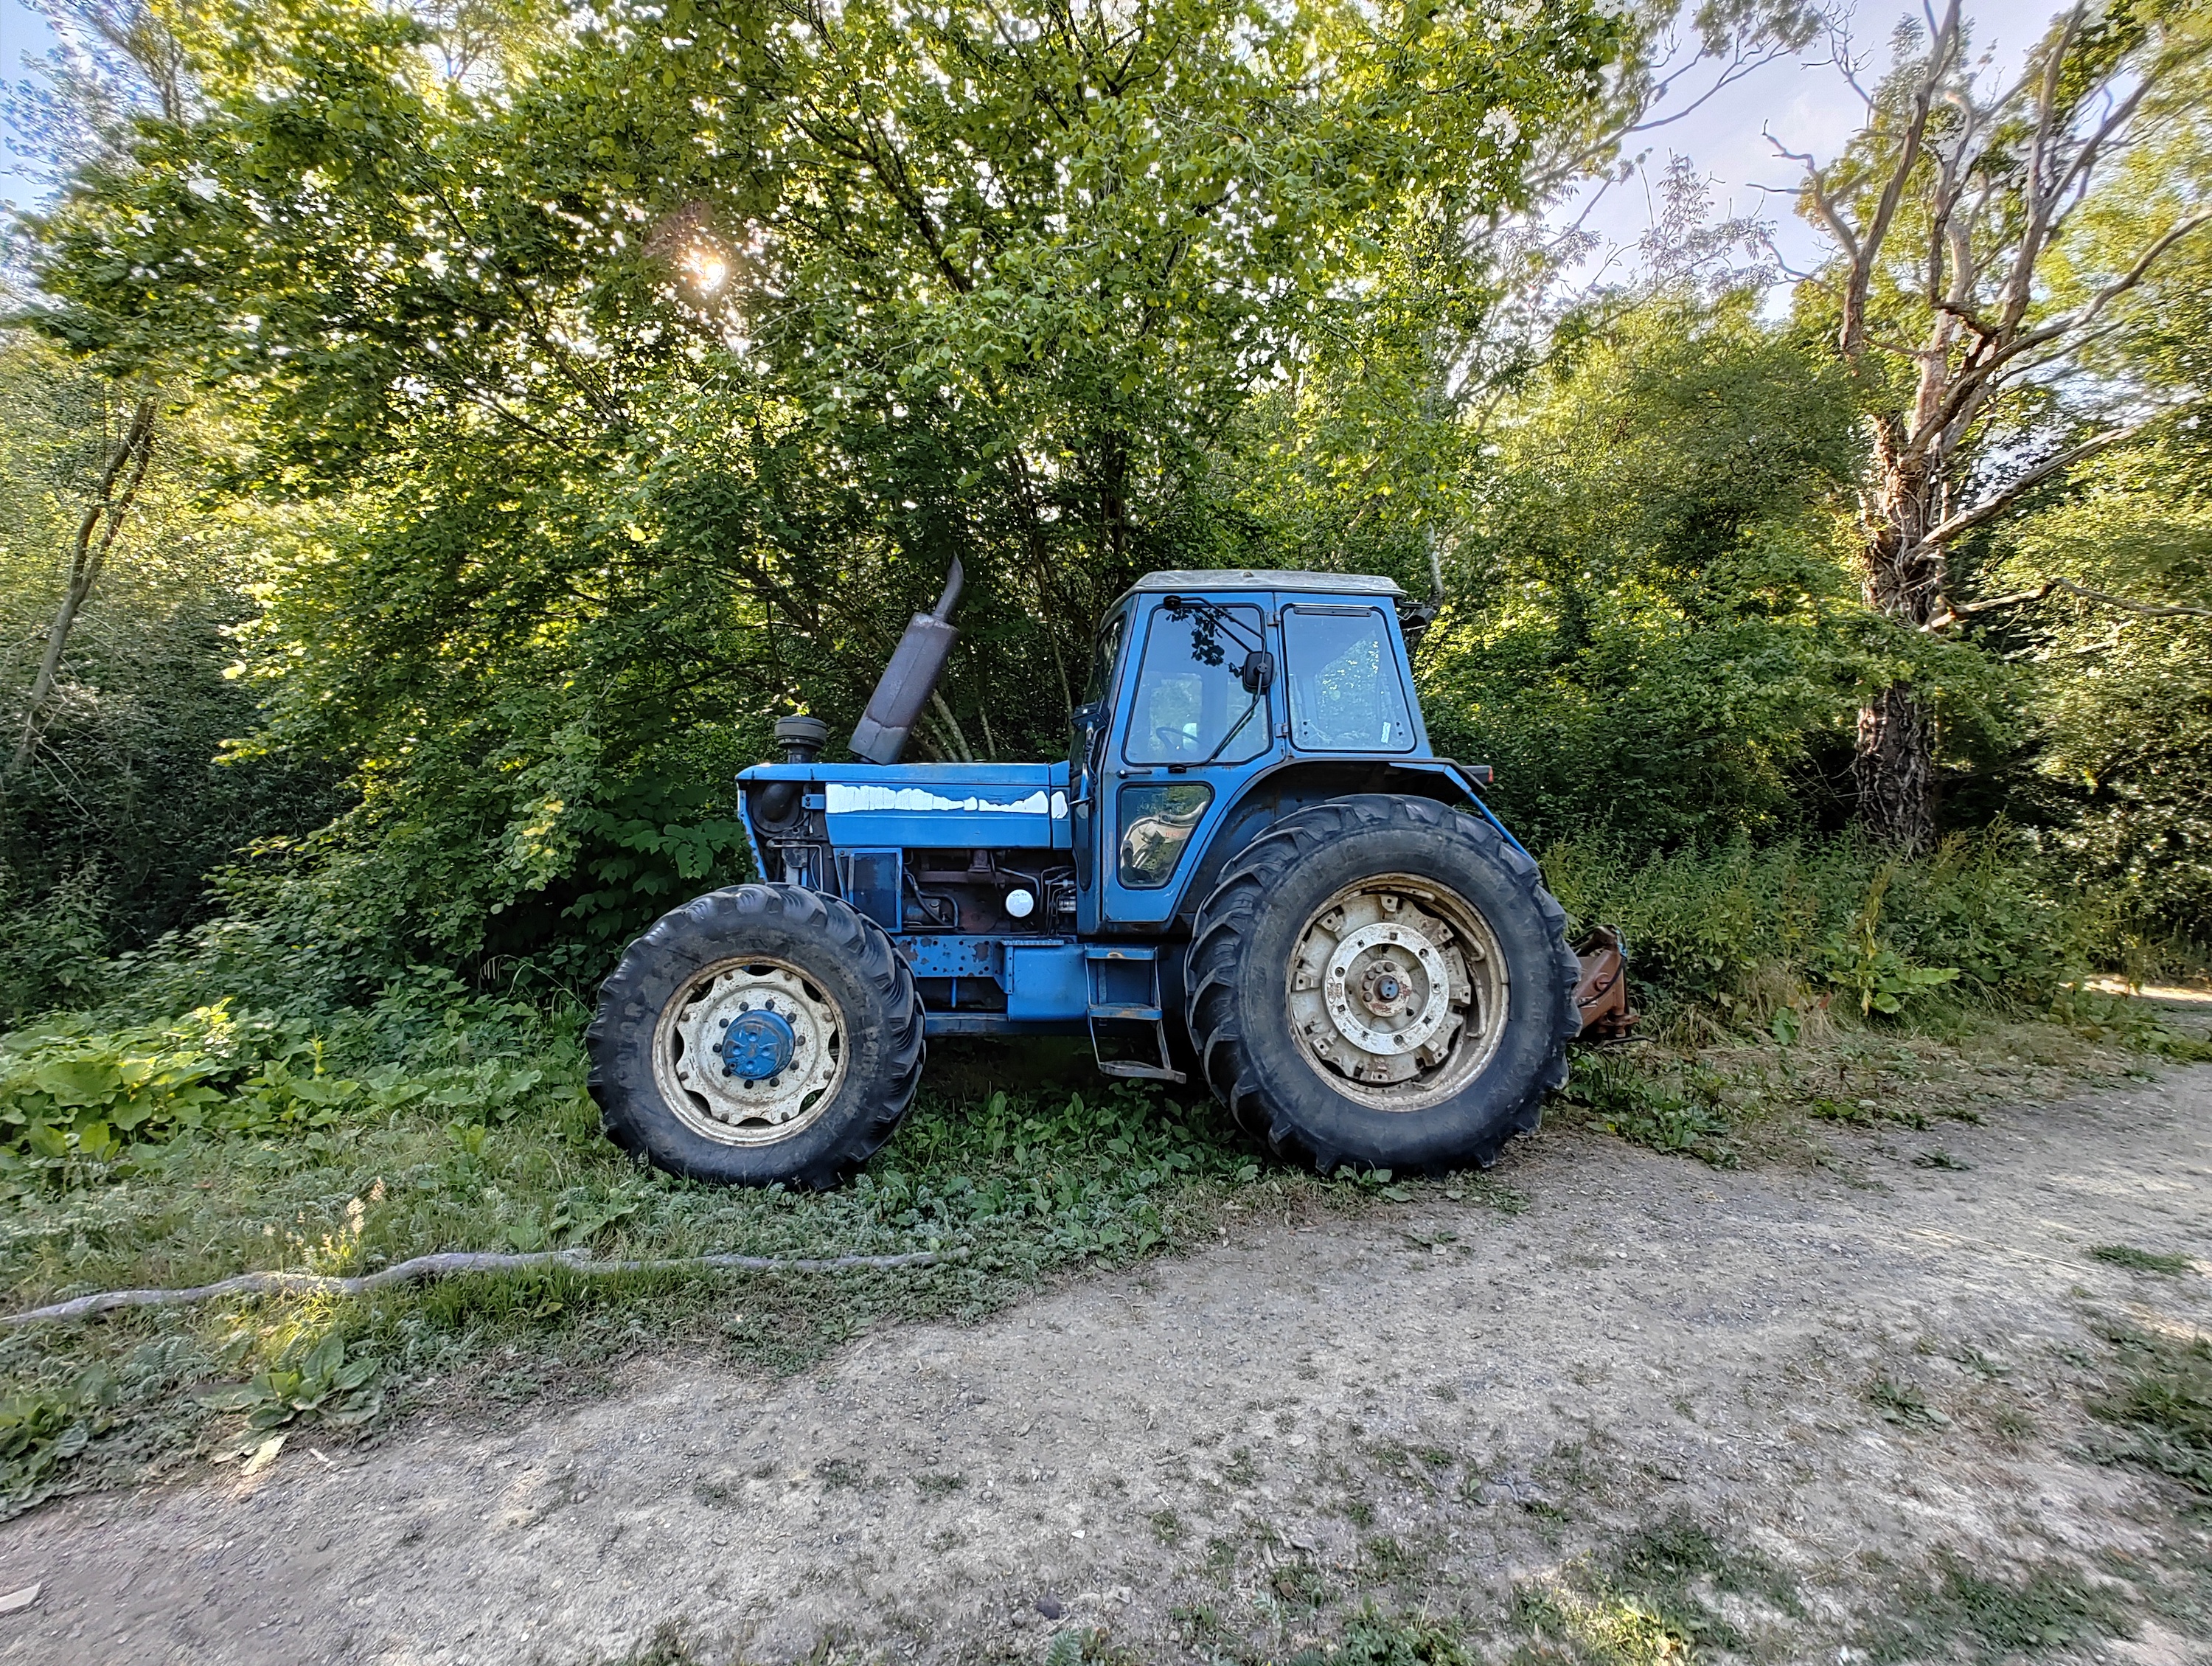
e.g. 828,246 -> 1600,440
1065,571 -> 1500,937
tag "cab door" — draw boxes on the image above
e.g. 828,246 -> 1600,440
1099,594 -> 1281,928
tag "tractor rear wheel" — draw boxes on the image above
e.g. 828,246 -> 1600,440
1185,794 -> 1580,1174
588,884 -> 925,1188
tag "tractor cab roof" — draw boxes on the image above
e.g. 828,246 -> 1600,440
1113,569 -> 1405,608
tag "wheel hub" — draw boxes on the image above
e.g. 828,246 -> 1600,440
658,962 -> 846,1142
1286,878 -> 1508,1108
720,1006 -> 797,1080
1324,920 -> 1454,1058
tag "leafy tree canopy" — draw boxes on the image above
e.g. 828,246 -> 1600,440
15,0 -> 1633,975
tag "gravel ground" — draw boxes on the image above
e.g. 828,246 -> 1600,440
2,1062 -> 2210,1665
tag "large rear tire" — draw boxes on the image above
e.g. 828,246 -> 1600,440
1185,795 -> 1579,1174
588,884 -> 925,1188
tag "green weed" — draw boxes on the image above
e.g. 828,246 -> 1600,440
1510,1518 -> 1798,1662
1293,1607 -> 1470,1666
2090,1327 -> 2212,1496
2091,1243 -> 2194,1277
1869,1378 -> 1950,1426
1562,1055 -> 1737,1167
0,999 -> 1283,1507
195,1330 -> 381,1459
1544,830 -> 2099,1015
0,1378 -> 112,1513
1862,1552 -> 2134,1662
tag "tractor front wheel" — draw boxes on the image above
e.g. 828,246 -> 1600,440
588,884 -> 925,1187
1186,795 -> 1580,1174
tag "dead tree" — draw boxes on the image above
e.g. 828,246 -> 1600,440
1773,0 -> 2209,850
8,393 -> 159,777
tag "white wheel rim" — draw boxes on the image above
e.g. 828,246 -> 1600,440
652,957 -> 849,1146
1285,875 -> 1509,1112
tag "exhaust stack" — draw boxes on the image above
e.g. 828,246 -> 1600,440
849,558 -> 964,765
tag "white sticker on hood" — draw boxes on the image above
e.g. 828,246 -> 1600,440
826,784 -> 1052,816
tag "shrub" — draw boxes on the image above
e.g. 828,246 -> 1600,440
1543,828 -> 2097,1015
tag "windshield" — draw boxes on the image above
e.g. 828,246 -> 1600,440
1123,602 -> 1269,766
1283,605 -> 1416,752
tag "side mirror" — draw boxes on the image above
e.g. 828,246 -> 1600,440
1070,701 -> 1106,771
1238,650 -> 1275,696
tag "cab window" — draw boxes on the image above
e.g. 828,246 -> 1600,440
1283,606 -> 1416,753
1123,603 -> 1269,766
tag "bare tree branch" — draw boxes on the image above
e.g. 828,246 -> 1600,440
1920,420 -> 2152,550
1926,576 -> 2212,632
1,1246 -> 967,1328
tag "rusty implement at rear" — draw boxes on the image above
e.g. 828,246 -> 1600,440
1572,926 -> 1638,1039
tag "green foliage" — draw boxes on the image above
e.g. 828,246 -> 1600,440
1863,1552 -> 2135,1664
1512,1517 -> 1797,1662
1559,1055 -> 1736,1167
1545,830 -> 2095,1015
197,1330 -> 381,1455
2091,1327 -> 2212,1496
1418,291 -> 1879,850
0,1378 -> 112,1512
1319,1608 -> 1470,1666
2090,1243 -> 2194,1277
0,968 -> 583,1195
0,992 -> 1304,1500
1812,861 -> 1961,1017
13,0 -> 1627,979
1988,441 -> 2212,943
0,338 -> 343,1021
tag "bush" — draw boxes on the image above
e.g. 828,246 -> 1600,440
0,975 -> 582,1194
1543,828 -> 2100,1017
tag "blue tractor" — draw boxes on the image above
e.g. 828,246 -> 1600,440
588,563 -> 1632,1187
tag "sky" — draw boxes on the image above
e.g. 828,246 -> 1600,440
1561,0 -> 2051,294
2,0 -> 2060,262
0,0 -> 55,207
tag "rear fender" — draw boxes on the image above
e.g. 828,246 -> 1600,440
1169,758 -> 1523,934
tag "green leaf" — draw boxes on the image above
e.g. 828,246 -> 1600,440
30,1060 -> 118,1107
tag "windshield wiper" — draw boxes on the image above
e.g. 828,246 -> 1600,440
1198,695 -> 1262,766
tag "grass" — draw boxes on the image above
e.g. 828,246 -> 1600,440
1509,1518 -> 1801,1663
0,995 -> 2184,1522
1860,1553 -> 2135,1663
2090,1326 -> 2212,1496
1555,1007 -> 2168,1172
2091,1243 -> 2195,1277
0,1001 -> 1321,1516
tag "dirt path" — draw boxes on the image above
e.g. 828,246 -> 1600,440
4,1067 -> 2211,1665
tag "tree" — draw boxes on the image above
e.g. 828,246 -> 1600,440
1418,286 -> 1873,849
1775,0 -> 2211,850
6,386 -> 155,774
15,0 -> 1635,973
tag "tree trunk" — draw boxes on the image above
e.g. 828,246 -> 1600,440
8,395 -> 158,777
1853,420 -> 1946,852
1854,685 -> 1934,851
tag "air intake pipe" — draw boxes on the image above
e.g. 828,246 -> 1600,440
849,558 -> 963,765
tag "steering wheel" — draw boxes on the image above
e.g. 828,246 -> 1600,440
1153,723 -> 1194,757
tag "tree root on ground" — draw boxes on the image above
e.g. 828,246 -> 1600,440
3,1247 -> 961,1327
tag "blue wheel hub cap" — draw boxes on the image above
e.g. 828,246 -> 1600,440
720,1007 -> 797,1081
